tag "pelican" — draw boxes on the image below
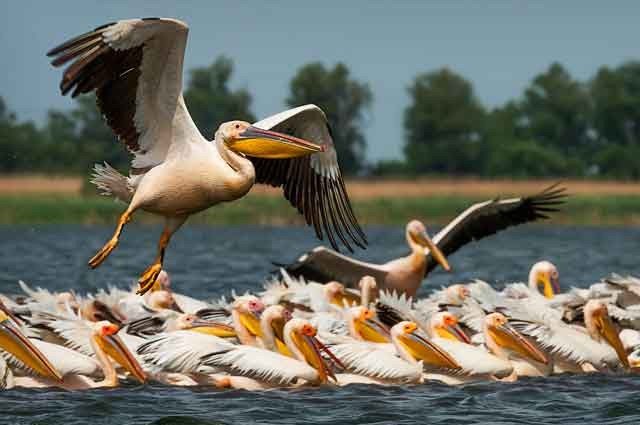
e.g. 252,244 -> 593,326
424,312 -> 516,384
3,320 -> 146,389
47,18 -> 366,295
281,185 -> 566,296
527,261 -> 560,299
0,311 -> 63,386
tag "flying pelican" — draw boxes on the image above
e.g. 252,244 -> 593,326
47,18 -> 366,295
280,185 -> 566,296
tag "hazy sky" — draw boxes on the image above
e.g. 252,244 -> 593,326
1,1 -> 638,161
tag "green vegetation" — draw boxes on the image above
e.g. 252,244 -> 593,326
3,57 -> 640,179
1,194 -> 638,226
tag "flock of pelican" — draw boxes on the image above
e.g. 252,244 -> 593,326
1,267 -> 638,391
2,17 -> 637,392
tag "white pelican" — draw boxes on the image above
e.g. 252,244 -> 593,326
0,311 -> 63,385
424,312 -> 516,384
280,185 -> 566,296
527,261 -> 560,299
4,320 -> 146,389
47,18 -> 366,295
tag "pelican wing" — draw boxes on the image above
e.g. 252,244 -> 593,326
172,293 -> 212,314
425,184 -> 566,275
330,342 -> 422,383
47,18 -> 201,170
250,105 -> 367,252
2,339 -> 100,378
200,346 -> 318,385
279,246 -> 388,287
431,338 -> 513,377
137,330 -> 232,374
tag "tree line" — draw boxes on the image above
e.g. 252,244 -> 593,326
1,57 -> 640,179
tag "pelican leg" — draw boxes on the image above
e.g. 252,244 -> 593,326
137,216 -> 186,295
88,209 -> 133,268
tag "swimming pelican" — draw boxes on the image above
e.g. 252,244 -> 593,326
47,18 -> 366,295
280,185 -> 566,296
4,320 -> 145,389
527,261 -> 560,299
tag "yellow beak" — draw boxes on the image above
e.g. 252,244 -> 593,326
0,317 -> 62,382
415,231 -> 451,272
239,311 -> 263,338
94,333 -> 146,384
226,126 -> 324,159
595,315 -> 629,368
331,289 -> 362,308
436,323 -> 471,344
354,317 -> 391,343
539,274 -> 554,299
490,323 -> 549,364
190,321 -> 237,338
399,330 -> 460,369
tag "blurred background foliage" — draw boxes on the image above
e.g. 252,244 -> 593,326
2,57 -> 640,179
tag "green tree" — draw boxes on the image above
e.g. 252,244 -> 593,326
286,62 -> 372,175
404,68 -> 485,174
519,63 -> 591,157
591,61 -> 640,146
184,56 -> 255,139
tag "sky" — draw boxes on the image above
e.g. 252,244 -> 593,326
1,1 -> 639,161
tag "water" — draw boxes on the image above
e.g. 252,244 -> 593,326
0,224 -> 639,425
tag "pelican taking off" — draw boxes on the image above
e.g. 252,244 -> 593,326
47,18 -> 366,295
280,185 -> 566,296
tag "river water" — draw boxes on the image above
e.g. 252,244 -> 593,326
0,224 -> 639,424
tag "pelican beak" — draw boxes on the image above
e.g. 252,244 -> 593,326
190,319 -> 237,338
539,274 -> 556,299
415,231 -> 451,272
595,315 -> 629,368
271,317 -> 293,357
0,315 -> 62,382
95,330 -> 146,384
332,289 -> 362,308
0,299 -> 23,326
399,326 -> 460,369
492,323 -> 549,364
294,329 -> 344,384
354,312 -> 391,343
438,323 -> 471,344
228,126 -> 324,159
239,310 -> 263,338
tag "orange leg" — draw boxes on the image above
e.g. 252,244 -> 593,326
137,226 -> 172,295
88,209 -> 132,269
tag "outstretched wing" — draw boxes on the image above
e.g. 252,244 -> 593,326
250,105 -> 367,252
47,18 -> 201,170
279,246 -> 388,287
425,184 -> 567,275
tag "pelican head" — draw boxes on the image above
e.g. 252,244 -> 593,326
324,281 -> 361,307
173,313 -> 236,337
91,321 -> 146,384
446,284 -> 469,305
146,290 -> 182,313
528,261 -> 560,299
584,300 -> 629,368
429,312 -> 471,343
406,220 -> 451,272
284,318 -> 344,384
348,306 -> 390,343
484,313 -> 549,364
232,296 -> 265,337
392,321 -> 460,369
0,310 -> 62,382
217,120 -> 324,159
260,305 -> 293,355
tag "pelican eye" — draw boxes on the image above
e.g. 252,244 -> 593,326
302,324 -> 316,336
